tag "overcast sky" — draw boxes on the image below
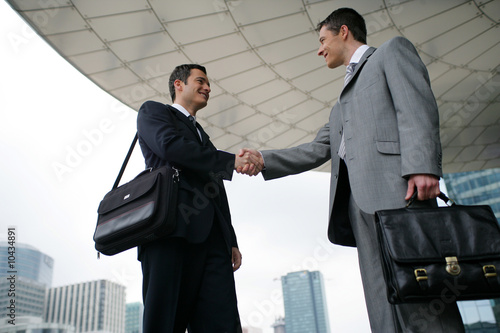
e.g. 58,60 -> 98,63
0,3 -> 377,331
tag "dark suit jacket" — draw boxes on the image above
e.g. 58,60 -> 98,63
136,101 -> 238,253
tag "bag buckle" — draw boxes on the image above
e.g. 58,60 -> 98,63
483,265 -> 497,278
414,268 -> 428,282
445,256 -> 461,276
172,167 -> 180,182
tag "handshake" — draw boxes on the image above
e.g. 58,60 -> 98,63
234,148 -> 264,176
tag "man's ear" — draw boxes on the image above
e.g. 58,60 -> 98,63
340,25 -> 349,40
174,79 -> 184,94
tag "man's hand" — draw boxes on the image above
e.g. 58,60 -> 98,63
405,174 -> 440,201
231,247 -> 242,272
235,148 -> 264,176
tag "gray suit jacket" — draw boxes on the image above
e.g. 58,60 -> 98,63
261,36 -> 442,247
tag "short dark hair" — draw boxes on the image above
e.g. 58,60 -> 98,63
317,8 -> 367,44
168,64 -> 207,102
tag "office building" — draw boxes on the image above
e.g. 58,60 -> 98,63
0,277 -> 46,319
443,168 -> 500,220
0,243 -> 53,318
281,270 -> 330,333
271,317 -> 286,333
125,302 -> 143,333
443,168 -> 500,332
0,316 -> 74,333
0,242 -> 54,286
45,279 -> 126,333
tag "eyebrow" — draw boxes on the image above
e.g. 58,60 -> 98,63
195,76 -> 210,87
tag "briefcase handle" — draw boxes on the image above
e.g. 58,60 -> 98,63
406,191 -> 456,208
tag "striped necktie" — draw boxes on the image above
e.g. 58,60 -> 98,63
338,63 -> 356,159
188,115 -> 202,141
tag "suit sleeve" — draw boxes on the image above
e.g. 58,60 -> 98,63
137,101 -> 235,180
261,123 -> 331,180
383,37 -> 442,178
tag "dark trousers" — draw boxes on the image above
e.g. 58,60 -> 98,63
140,221 -> 241,333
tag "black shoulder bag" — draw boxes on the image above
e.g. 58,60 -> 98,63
93,133 -> 179,256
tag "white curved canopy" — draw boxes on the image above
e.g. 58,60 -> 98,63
7,0 -> 500,173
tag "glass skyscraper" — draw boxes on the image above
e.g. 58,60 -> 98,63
443,168 -> 500,221
126,302 -> 143,333
0,242 -> 54,286
0,242 -> 54,319
443,167 -> 500,332
281,270 -> 330,333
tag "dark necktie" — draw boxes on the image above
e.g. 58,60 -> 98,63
188,115 -> 202,141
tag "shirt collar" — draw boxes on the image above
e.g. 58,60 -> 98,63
172,103 -> 196,123
349,44 -> 370,65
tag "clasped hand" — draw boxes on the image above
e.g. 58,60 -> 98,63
234,148 -> 263,176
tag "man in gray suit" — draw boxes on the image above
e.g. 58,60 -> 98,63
239,7 -> 465,332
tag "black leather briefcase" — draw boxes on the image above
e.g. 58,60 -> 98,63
375,192 -> 500,304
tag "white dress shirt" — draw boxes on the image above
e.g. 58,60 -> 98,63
172,103 -> 202,139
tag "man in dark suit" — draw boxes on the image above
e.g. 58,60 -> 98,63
239,8 -> 465,333
137,64 -> 251,332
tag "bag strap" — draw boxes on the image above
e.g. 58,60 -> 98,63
112,133 -> 138,190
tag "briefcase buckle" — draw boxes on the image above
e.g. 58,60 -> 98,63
445,256 -> 461,276
414,268 -> 428,282
483,265 -> 497,278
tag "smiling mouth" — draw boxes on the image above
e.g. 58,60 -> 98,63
199,92 -> 209,100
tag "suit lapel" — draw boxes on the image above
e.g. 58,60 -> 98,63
340,46 -> 376,96
169,106 -> 204,144
349,47 -> 376,85
196,123 -> 211,146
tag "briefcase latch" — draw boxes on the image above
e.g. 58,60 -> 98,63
483,265 -> 497,278
414,268 -> 428,282
445,256 -> 461,276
